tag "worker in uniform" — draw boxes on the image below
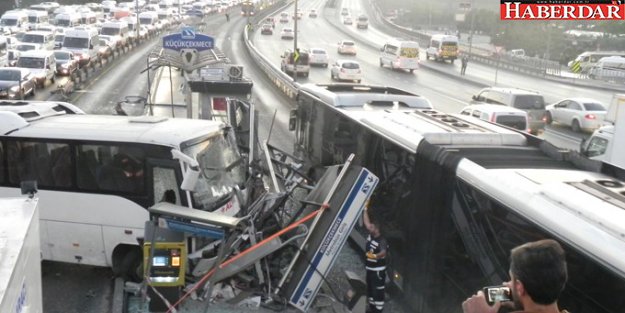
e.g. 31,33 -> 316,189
363,205 -> 388,313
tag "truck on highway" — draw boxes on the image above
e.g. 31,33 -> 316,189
580,94 -> 625,169
241,0 -> 256,16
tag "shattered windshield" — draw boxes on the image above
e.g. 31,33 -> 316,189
182,131 -> 245,211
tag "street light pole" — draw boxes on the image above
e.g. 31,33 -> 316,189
468,0 -> 476,54
293,0 -> 298,82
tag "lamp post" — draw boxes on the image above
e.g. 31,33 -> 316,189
292,0 -> 299,82
467,0 -> 476,54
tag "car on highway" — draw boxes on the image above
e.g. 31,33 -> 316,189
330,59 -> 362,83
16,49 -> 56,88
309,47 -> 329,67
342,15 -> 353,25
309,9 -> 318,18
97,37 -> 114,58
460,104 -> 529,132
99,34 -> 122,50
265,16 -> 276,28
471,87 -> 547,135
294,9 -> 303,19
54,50 -> 78,76
280,27 -> 294,40
281,49 -> 310,77
546,98 -> 607,133
341,8 -> 349,16
337,40 -> 356,55
279,12 -> 289,23
260,23 -> 273,35
0,67 -> 37,99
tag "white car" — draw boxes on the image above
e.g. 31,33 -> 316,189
280,27 -> 294,40
342,15 -> 353,25
330,60 -> 362,83
99,34 -> 122,50
546,98 -> 607,133
337,40 -> 356,55
309,48 -> 329,67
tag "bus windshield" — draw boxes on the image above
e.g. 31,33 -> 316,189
182,132 -> 246,211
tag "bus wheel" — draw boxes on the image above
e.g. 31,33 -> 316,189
121,248 -> 143,282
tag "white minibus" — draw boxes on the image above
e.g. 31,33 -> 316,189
379,39 -> 419,72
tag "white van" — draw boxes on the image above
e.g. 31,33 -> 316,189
16,49 -> 56,87
100,21 -> 130,47
425,34 -> 459,63
55,13 -> 82,28
62,27 -> 101,66
356,15 -> 368,29
470,87 -> 547,134
281,49 -> 310,77
460,104 -> 529,132
587,56 -> 625,80
1,11 -> 29,35
379,39 -> 419,72
568,51 -> 625,74
138,12 -> 158,34
26,10 -> 50,30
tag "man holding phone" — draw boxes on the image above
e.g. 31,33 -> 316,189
462,239 -> 569,313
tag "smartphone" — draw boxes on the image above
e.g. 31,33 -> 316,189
482,286 -> 512,305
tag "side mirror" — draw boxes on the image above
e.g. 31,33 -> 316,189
289,109 -> 297,131
579,138 -> 587,155
472,95 -> 478,101
90,44 -> 94,49
171,149 -> 200,191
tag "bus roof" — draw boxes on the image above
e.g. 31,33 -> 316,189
299,83 -> 433,109
2,114 -> 224,148
361,109 -> 527,151
458,162 -> 625,278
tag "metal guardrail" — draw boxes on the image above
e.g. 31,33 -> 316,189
243,1 -> 299,99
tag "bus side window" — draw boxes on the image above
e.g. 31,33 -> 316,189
153,167 -> 180,205
0,141 -> 4,183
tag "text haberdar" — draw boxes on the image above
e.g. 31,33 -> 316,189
500,1 -> 625,20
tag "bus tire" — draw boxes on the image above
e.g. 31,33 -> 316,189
120,248 -> 143,282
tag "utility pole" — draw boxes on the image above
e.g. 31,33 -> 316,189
135,0 -> 140,41
468,0 -> 476,54
293,0 -> 298,82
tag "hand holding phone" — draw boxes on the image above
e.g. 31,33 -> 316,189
482,286 -> 512,305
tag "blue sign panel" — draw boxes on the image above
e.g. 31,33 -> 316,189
162,29 -> 214,52
164,219 -> 225,239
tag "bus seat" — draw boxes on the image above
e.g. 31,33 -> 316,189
51,146 -> 71,187
77,150 -> 98,190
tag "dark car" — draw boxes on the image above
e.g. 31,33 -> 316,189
54,50 -> 78,76
260,23 -> 273,35
0,68 -> 37,99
